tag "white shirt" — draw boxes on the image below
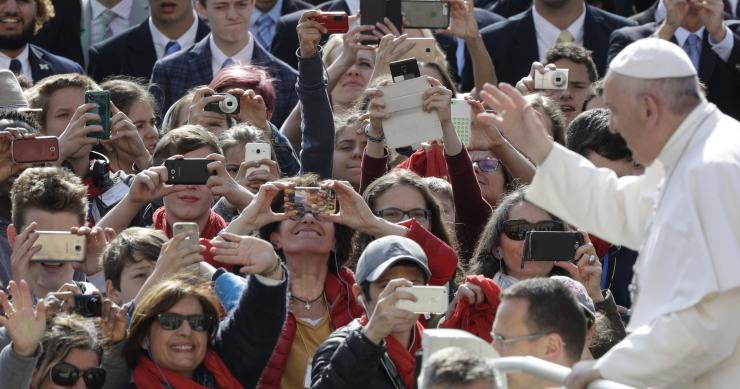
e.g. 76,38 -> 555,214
209,33 -> 254,77
0,45 -> 31,81
654,1 -> 735,62
531,3 -> 586,62
149,11 -> 200,59
90,0 -> 133,45
527,102 -> 740,387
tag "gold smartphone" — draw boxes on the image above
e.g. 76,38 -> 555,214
30,231 -> 86,262
173,222 -> 199,250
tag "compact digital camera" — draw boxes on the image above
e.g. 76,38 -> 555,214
205,93 -> 240,114
314,12 -> 349,33
534,69 -> 569,90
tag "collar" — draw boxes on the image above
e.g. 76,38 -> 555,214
532,2 -> 587,46
209,33 -> 254,75
0,45 -> 31,79
655,100 -> 713,177
674,26 -> 705,47
91,0 -> 133,20
149,11 -> 199,57
250,0 -> 284,25
345,0 -> 360,15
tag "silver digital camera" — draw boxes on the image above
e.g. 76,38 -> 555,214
205,93 -> 240,114
534,69 -> 569,90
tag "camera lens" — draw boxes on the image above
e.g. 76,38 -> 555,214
551,71 -> 567,87
74,244 -> 82,251
220,95 -> 238,114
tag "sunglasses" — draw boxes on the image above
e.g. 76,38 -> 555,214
50,362 -> 106,389
473,158 -> 502,173
501,219 -> 565,241
156,312 -> 215,332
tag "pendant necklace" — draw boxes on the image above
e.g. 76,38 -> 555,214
290,292 -> 324,310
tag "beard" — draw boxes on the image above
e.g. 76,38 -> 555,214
0,17 -> 35,51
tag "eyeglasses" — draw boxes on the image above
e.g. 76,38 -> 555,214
501,219 -> 565,241
156,312 -> 214,332
50,362 -> 106,389
491,332 -> 550,350
374,208 -> 432,223
473,158 -> 502,173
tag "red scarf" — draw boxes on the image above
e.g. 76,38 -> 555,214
439,275 -> 501,343
359,315 -> 424,389
152,207 -> 229,269
133,350 -> 243,389
396,141 -> 449,181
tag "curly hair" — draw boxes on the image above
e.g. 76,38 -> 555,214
24,73 -> 99,129
10,167 -> 87,230
34,0 -> 55,33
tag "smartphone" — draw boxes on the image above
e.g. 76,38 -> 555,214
173,222 -> 199,249
404,37 -> 437,63
314,12 -> 349,34
451,99 -> 471,146
402,0 -> 450,29
361,0 -> 403,42
395,286 -> 448,314
11,136 -> 59,163
164,158 -> 212,185
522,231 -> 585,262
283,187 -> 337,215
30,231 -> 86,263
74,295 -> 103,317
245,143 -> 272,175
390,58 -> 421,82
85,90 -> 111,139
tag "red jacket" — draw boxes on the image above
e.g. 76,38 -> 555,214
257,267 -> 363,388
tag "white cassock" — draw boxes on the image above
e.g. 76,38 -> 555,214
526,101 -> 740,388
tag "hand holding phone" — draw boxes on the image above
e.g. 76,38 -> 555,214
30,231 -> 87,263
173,222 -> 199,250
395,286 -> 448,314
85,90 -> 111,139
313,12 -> 349,33
165,158 -> 213,185
11,136 -> 59,163
522,231 -> 585,264
244,143 -> 271,175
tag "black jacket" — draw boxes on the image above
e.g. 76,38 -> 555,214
87,18 -> 211,82
311,320 -> 406,389
480,5 -> 636,85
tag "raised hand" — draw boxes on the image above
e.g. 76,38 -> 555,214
438,0 -> 479,39
69,226 -> 117,276
103,104 -> 151,170
554,233 -> 603,303
9,222 -> 40,289
242,159 -> 280,193
188,87 -> 229,130
422,76 -> 453,124
371,34 -> 415,78
206,154 -> 253,210
210,232 -> 283,279
100,298 -> 128,344
126,165 -> 187,205
229,88 -> 270,131
298,10 -> 327,58
0,129 -> 34,183
362,278 -> 418,344
515,61 -> 557,95
478,83 -> 553,165
58,103 -> 102,161
446,281 -> 485,318
228,181 -> 292,234
0,280 -> 46,357
697,0 -> 726,42
468,98 -> 505,150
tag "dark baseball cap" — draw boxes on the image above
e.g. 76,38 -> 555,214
355,236 -> 431,284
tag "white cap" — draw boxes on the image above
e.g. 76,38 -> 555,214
609,38 -> 696,79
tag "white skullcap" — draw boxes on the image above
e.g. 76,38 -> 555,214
609,37 -> 696,79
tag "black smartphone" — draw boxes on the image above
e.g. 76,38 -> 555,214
522,231 -> 584,263
402,0 -> 450,29
85,90 -> 111,139
74,295 -> 103,317
164,158 -> 213,185
361,0 -> 403,43
390,58 -> 421,82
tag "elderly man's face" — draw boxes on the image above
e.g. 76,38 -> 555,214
603,74 -> 652,166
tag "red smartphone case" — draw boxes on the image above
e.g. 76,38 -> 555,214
11,137 -> 59,163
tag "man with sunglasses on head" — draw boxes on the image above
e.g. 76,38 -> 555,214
491,277 -> 588,389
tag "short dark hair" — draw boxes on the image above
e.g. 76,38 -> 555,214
100,78 -> 159,117
545,43 -> 598,83
422,347 -> 498,388
152,124 -> 222,165
501,278 -> 587,363
566,108 -> 632,161
102,227 -> 167,290
11,167 -> 87,230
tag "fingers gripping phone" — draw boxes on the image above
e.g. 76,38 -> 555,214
173,222 -> 199,249
283,187 -> 337,215
361,0 -> 403,43
164,159 -> 213,185
521,231 -> 585,264
85,90 -> 111,139
395,286 -> 448,314
244,143 -> 272,175
11,136 -> 59,163
30,231 -> 86,263
402,0 -> 450,29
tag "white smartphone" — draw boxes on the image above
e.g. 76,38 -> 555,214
450,98 -> 471,146
31,231 -> 86,262
395,286 -> 449,314
244,143 -> 271,175
173,222 -> 199,249
404,37 -> 437,63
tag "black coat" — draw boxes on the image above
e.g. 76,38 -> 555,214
87,18 -> 211,82
311,320 -> 406,389
31,0 -> 84,67
608,22 -> 740,121
480,5 -> 636,85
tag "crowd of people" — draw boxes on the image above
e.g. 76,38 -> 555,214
0,0 -> 738,388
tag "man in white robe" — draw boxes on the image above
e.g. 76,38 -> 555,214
476,37 -> 740,388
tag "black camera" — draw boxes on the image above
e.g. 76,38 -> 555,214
205,93 -> 240,114
74,295 -> 103,317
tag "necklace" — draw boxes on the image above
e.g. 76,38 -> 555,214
290,292 -> 324,310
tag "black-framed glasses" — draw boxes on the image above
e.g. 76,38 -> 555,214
473,158 -> 502,173
501,219 -> 565,241
156,313 -> 215,332
374,208 -> 432,223
50,362 -> 106,389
